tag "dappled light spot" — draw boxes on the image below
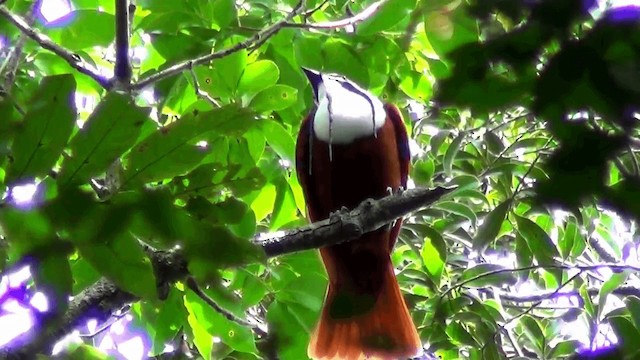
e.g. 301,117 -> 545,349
116,336 -> 146,360
39,0 -> 73,24
0,305 -> 34,348
51,330 -> 82,356
29,292 -> 48,312
8,182 -> 38,209
8,266 -> 31,288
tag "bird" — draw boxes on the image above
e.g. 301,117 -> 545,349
295,68 -> 421,360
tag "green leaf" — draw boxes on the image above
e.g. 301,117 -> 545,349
515,215 -> 560,265
237,60 -> 280,96
598,272 -> 629,318
212,0 -> 237,29
70,257 -> 101,294
62,344 -> 111,360
550,340 -> 583,358
609,315 -> 640,356
147,287 -> 186,354
421,230 -> 446,282
473,200 -> 511,251
267,300 -> 311,360
215,48 -> 248,96
123,106 -> 254,185
446,321 -> 477,347
32,251 -> 72,315
459,263 -> 517,288
184,288 -> 258,354
7,74 -> 76,183
183,223 -> 264,280
77,231 -> 158,300
0,208 -> 54,257
558,221 -> 577,259
261,120 -> 295,163
412,158 -> 435,186
625,296 -> 640,330
443,132 -> 465,177
185,298 -> 214,360
49,10 -> 115,50
231,269 -> 268,307
271,176 -> 298,230
483,131 -> 505,155
357,0 -> 416,36
520,315 -> 545,353
249,85 -> 298,113
579,284 -> 595,318
276,272 -> 326,312
424,3 -> 479,56
58,92 -> 149,186
398,71 -> 433,100
433,201 -> 477,226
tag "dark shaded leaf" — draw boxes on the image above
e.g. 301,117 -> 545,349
444,132 -> 465,177
58,92 -> 149,186
123,106 -> 254,185
77,231 -> 157,300
473,200 -> 511,251
7,74 -> 76,183
515,215 -> 559,264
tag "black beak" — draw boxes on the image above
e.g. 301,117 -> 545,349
301,67 -> 322,102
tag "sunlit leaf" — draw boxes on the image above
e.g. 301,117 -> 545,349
238,60 -> 280,96
261,120 -> 295,163
249,84 -> 298,112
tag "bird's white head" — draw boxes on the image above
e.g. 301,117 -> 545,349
302,68 -> 386,144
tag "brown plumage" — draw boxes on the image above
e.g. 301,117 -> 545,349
296,98 -> 421,360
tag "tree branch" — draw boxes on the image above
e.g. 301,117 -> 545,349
0,5 -> 110,89
0,1 -> 37,95
113,0 -> 132,85
283,0 -> 386,29
130,0 -> 306,91
0,185 -> 455,359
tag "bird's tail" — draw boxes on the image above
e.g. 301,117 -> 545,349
308,258 -> 421,360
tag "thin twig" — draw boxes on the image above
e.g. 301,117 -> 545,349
0,1 -> 37,94
284,0 -> 387,29
302,0 -> 329,18
0,5 -> 110,89
483,271 -> 582,354
185,277 -> 267,337
131,0 -> 306,91
627,144 -> 639,176
511,137 -> 553,197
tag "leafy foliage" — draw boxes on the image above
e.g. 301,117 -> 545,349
1,0 -> 640,359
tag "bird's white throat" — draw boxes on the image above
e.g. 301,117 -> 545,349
312,78 -> 386,144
